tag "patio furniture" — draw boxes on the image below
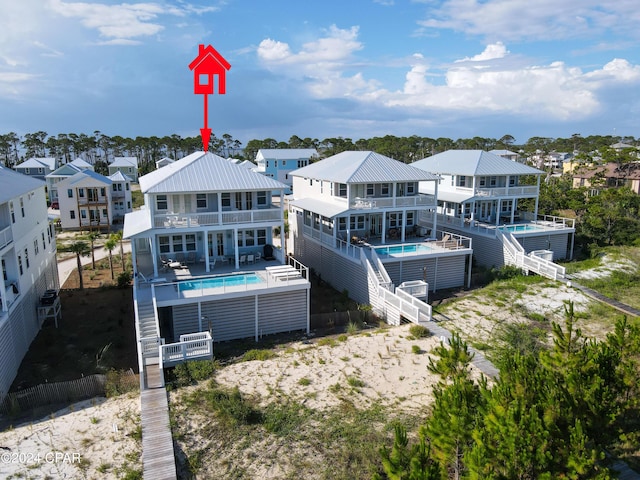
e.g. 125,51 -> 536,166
247,254 -> 255,264
254,252 -> 261,262
186,252 -> 196,264
239,254 -> 247,265
209,258 -> 216,270
175,252 -> 185,263
263,244 -> 275,261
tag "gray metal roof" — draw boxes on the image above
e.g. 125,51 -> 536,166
123,209 -> 152,239
291,151 -> 440,183
108,171 -> 132,182
58,170 -> 112,187
110,156 -> 138,167
411,150 -> 543,176
140,151 -> 288,194
256,149 -> 318,160
16,157 -> 56,170
0,166 -> 45,202
289,197 -> 350,219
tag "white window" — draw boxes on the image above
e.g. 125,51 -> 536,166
407,183 -> 415,194
34,239 -> 39,255
185,234 -> 196,251
25,168 -> 30,174
221,193 -> 231,208
406,212 -> 414,226
18,255 -> 23,275
366,184 -> 374,196
479,177 -> 486,187
67,189 -> 73,198
458,176 -> 466,187
20,198 -> 24,217
257,229 -> 267,245
349,215 -> 365,230
80,210 -> 87,219
257,191 -> 267,206
156,195 -> 167,210
159,236 -> 170,253
9,201 -> 15,223
490,176 -> 497,187
196,194 -> 207,208
172,235 -> 183,252
388,213 -> 403,228
70,210 -> 75,219
24,248 -> 29,268
78,188 -> 84,198
338,183 -> 347,197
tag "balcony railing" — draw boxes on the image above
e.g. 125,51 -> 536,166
154,208 -> 283,228
452,185 -> 539,197
350,194 -> 436,210
77,197 -> 109,205
0,225 -> 13,250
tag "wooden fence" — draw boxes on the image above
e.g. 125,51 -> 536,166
0,370 -> 138,417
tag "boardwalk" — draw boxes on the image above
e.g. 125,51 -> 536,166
565,277 -> 640,318
141,366 -> 177,480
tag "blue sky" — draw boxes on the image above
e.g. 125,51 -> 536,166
2,0 -> 640,146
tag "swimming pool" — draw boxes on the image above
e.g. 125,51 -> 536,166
178,273 -> 264,292
500,224 -> 546,233
374,244 -> 434,256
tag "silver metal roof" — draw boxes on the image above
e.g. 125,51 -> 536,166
291,151 -> 440,184
289,197 -> 350,218
108,171 -> 132,182
58,170 -> 112,187
16,157 -> 56,170
110,156 -> 138,167
411,150 -> 543,176
139,151 -> 288,194
123,208 -> 152,239
0,166 -> 45,202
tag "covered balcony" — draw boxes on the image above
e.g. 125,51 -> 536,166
153,208 -> 282,229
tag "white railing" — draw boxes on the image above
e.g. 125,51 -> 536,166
395,288 -> 432,322
378,287 -> 432,325
496,229 -> 565,280
160,332 -> 213,368
351,194 -> 436,209
154,208 -> 282,228
367,248 -> 392,286
474,185 -> 538,197
520,212 -> 576,229
0,225 -> 13,250
140,336 -> 162,359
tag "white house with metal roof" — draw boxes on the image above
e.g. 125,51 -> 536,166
109,156 -> 139,182
107,171 -> 133,224
123,152 -> 310,370
255,148 -> 318,194
0,167 -> 59,401
14,157 -> 57,181
288,151 -> 472,324
46,159 -> 95,205
411,150 -> 574,278
57,170 -> 114,231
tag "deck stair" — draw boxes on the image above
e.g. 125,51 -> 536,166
496,228 -> 565,281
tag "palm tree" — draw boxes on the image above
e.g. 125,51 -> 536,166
111,231 -> 126,271
104,237 -> 118,280
86,231 -> 101,269
68,241 -> 91,289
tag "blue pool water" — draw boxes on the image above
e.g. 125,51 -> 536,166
374,244 -> 434,256
500,224 -> 545,233
178,273 -> 264,292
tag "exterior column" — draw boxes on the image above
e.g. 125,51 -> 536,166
131,238 -> 138,277
0,266 -> 6,312
432,180 -> 439,237
204,231 -> 210,273
534,176 -> 541,220
496,200 -> 501,226
234,228 -> 239,269
381,212 -> 387,244
150,236 -> 158,277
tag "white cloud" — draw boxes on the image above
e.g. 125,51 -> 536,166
457,42 -> 509,62
47,0 -> 219,43
257,25 -> 377,98
418,0 -> 640,42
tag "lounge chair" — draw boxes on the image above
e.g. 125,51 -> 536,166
186,251 -> 196,265
209,258 -> 216,271
239,254 -> 247,265
175,252 -> 185,263
247,254 -> 255,264
254,252 -> 261,262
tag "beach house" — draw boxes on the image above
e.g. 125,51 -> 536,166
411,150 -> 574,278
56,170 -> 114,231
108,157 -> 139,183
287,151 -> 472,324
255,149 -> 318,194
0,167 -> 59,400
123,152 -> 311,370
14,157 -> 57,181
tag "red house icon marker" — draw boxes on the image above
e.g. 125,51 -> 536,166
189,44 -> 231,95
189,44 -> 232,151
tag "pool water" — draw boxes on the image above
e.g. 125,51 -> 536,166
500,224 -> 545,233
374,244 -> 434,256
178,273 -> 264,292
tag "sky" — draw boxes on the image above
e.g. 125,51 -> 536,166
2,0 -> 640,146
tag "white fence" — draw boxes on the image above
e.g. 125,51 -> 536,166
497,229 -> 565,281
160,332 -> 213,368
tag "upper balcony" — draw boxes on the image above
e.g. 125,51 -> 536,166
153,208 -> 283,229
0,225 -> 13,251
450,185 -> 538,198
346,193 -> 437,210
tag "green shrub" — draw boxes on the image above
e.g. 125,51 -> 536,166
242,349 -> 277,361
408,324 -> 431,339
411,345 -> 421,354
117,271 -> 132,288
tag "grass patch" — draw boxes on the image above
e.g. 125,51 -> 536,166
408,324 -> 431,339
242,349 -> 277,362
411,345 -> 421,354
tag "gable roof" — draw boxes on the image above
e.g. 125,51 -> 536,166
110,156 -> 138,168
256,149 -> 318,160
290,151 -> 439,183
411,150 -> 543,176
58,170 -> 112,188
70,158 -> 93,169
108,171 -> 132,182
574,162 -> 640,180
139,151 -> 288,194
0,165 -> 44,202
189,44 -> 231,72
16,157 -> 56,170
46,163 -> 82,178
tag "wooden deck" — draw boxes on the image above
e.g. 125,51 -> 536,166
141,366 -> 177,480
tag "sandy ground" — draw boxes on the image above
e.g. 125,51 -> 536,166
2,252 -> 635,479
0,394 -> 141,480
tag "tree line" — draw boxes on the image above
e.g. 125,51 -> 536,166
2,131 -> 637,172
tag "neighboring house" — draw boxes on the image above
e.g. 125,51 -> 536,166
611,142 -> 636,152
489,149 -> 520,162
155,157 -> 174,169
572,162 -> 640,195
108,157 -> 139,182
46,158 -> 94,205
411,150 -> 575,271
108,171 -> 133,223
0,166 -> 59,401
14,157 -> 57,181
544,152 -> 571,170
57,170 -> 113,231
123,151 -> 311,356
255,149 -> 318,195
288,151 -> 473,317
